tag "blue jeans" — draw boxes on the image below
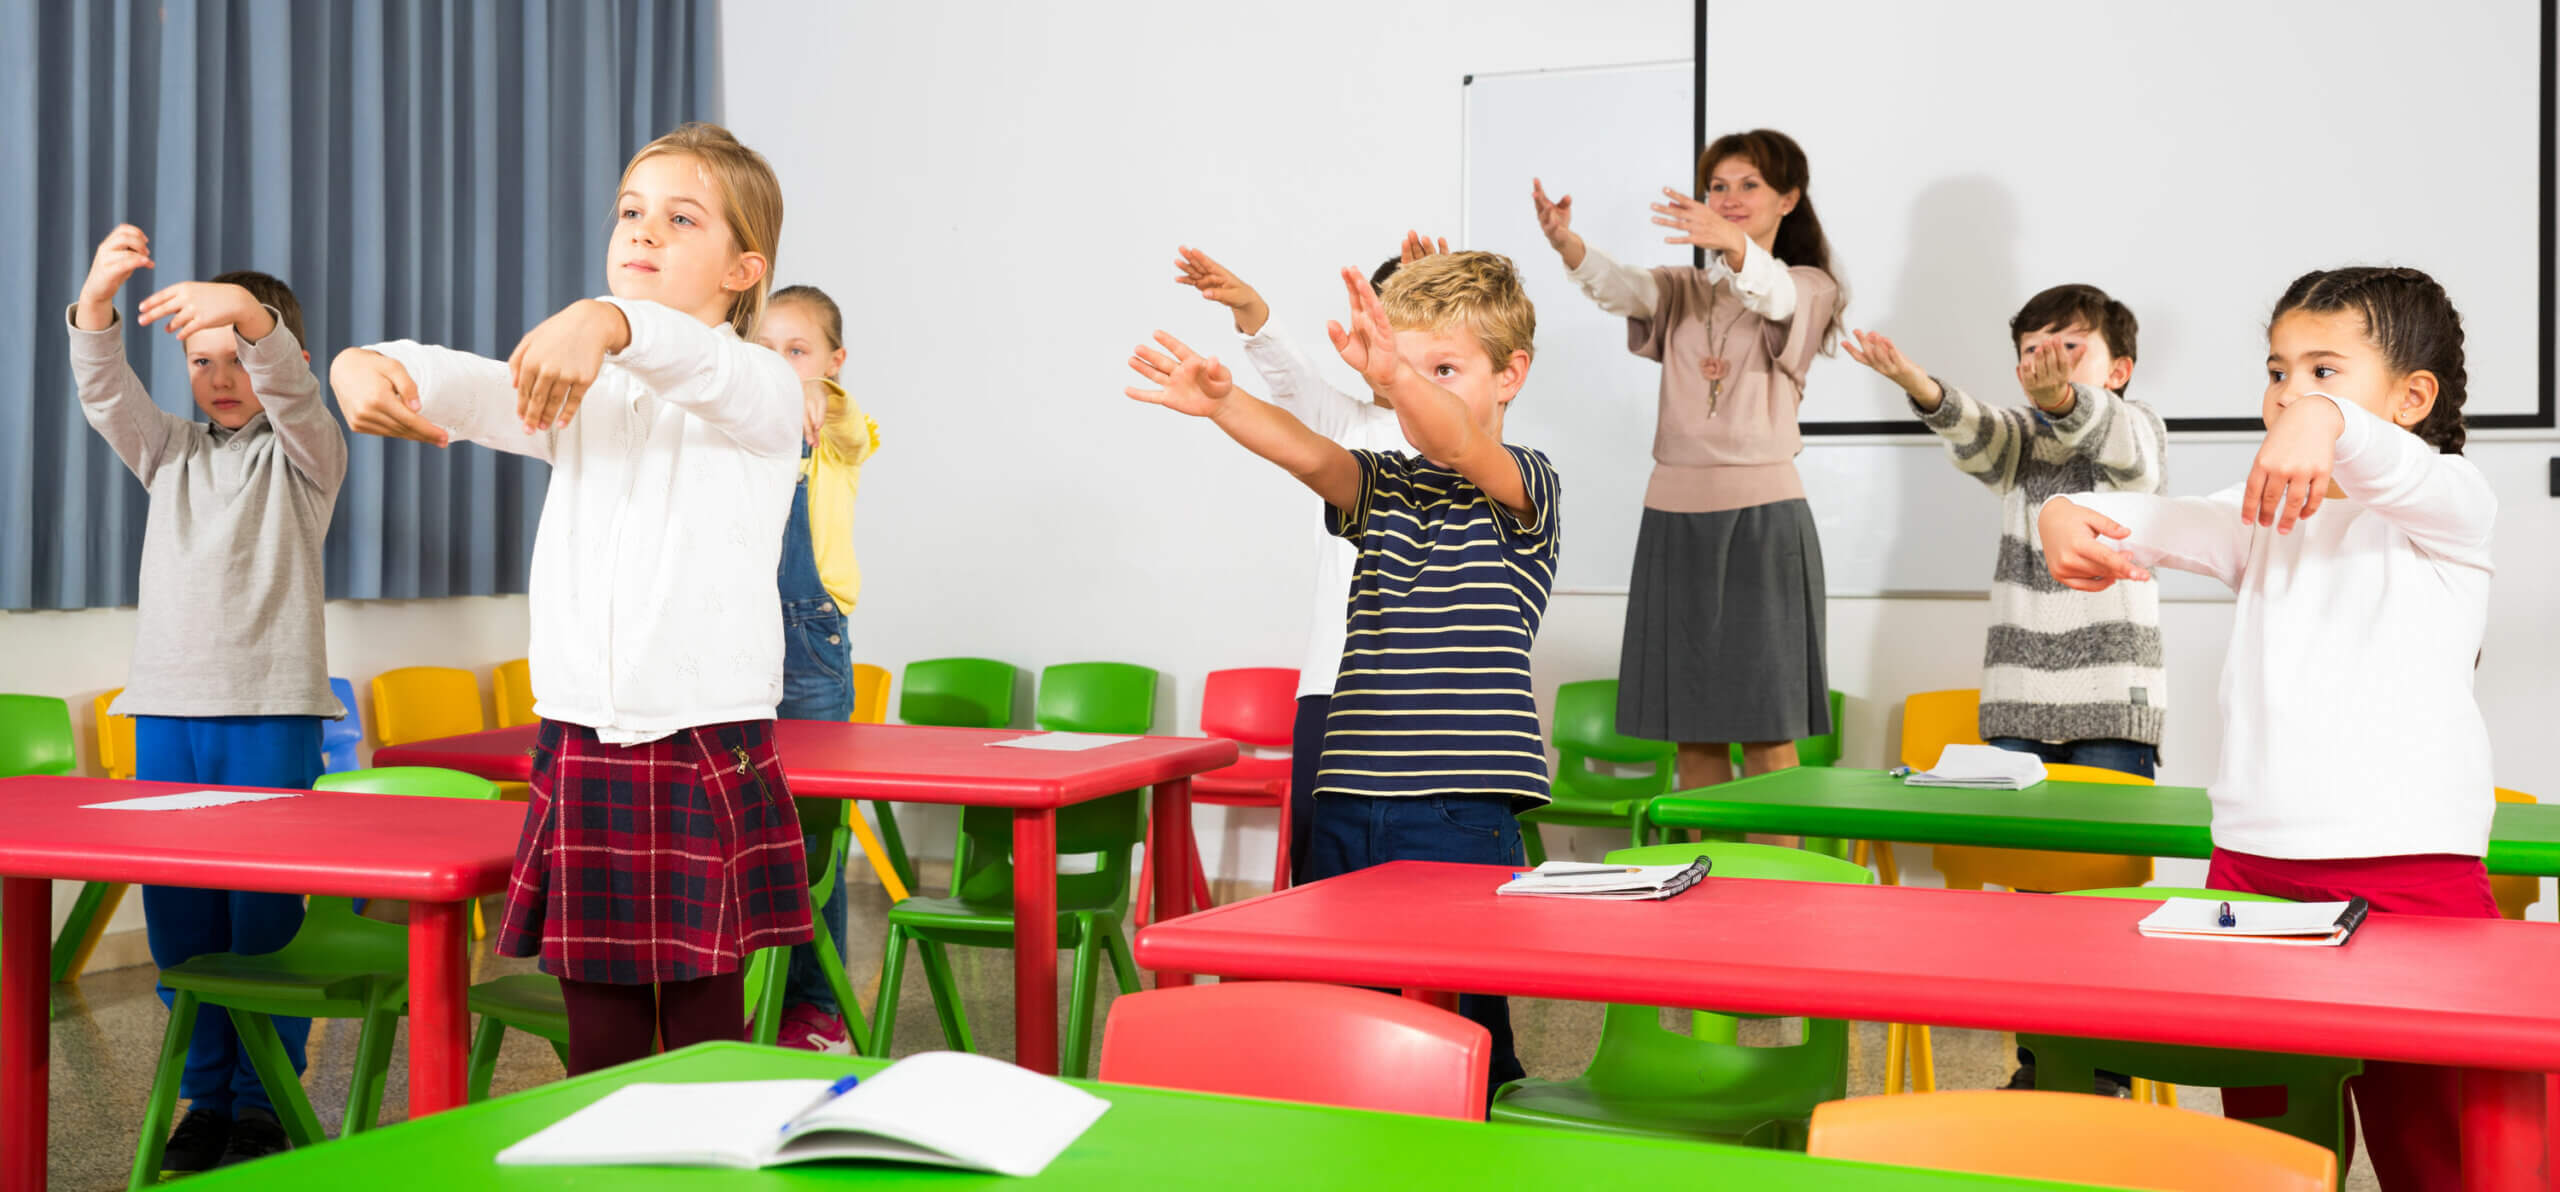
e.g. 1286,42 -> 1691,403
1985,737 -> 2158,779
1287,695 -> 1328,884
779,599 -> 855,1017
134,715 -> 321,1115
1303,793 -> 1527,1100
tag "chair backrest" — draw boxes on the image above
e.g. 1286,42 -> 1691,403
1036,662 -> 1158,736
850,663 -> 893,724
2061,886 -> 2289,903
898,658 -> 1017,728
1730,689 -> 1848,770
1099,981 -> 1492,1120
1552,679 -> 1676,802
321,677 -> 365,774
0,694 -> 76,779
2491,787 -> 2539,919
951,790 -> 1147,911
1807,1089 -> 2336,1191
492,659 -> 537,728
312,766 -> 504,801
1197,668 -> 1297,787
2046,763 -> 2149,786
370,666 -> 488,748
93,690 -> 135,780
1899,689 -> 1983,770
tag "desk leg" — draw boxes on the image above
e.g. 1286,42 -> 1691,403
408,900 -> 469,1117
2,877 -> 52,1192
2458,1067 -> 2547,1191
1014,808 -> 1060,1076
1148,778 -> 1197,989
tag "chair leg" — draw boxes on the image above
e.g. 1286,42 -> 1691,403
1186,847 -> 1214,915
870,803 -> 919,893
342,996 -> 400,1135
845,801 -> 911,903
1912,1024 -> 1937,1092
1134,833 -> 1156,930
747,946 -> 789,1046
1270,795 -> 1293,893
870,924 -> 911,1056
129,989 -> 201,1190
1884,1022 -> 1907,1095
1523,822 -> 1549,865
1063,922 -> 1105,1079
1873,842 -> 1901,886
917,939 -> 972,1052
228,1008 -> 325,1147
810,918 -> 870,1055
51,881 -> 126,984
1104,923 -> 1141,1000
467,1016 -> 508,1103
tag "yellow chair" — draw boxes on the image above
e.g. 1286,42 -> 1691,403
94,689 -> 136,780
369,666 -> 488,748
492,659 -> 537,729
1932,762 -> 2155,894
851,663 -> 893,726
1875,687 -> 1995,1094
2493,788 -> 2540,920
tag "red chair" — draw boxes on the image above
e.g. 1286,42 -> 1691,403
1098,981 -> 1490,1120
1137,667 -> 1297,925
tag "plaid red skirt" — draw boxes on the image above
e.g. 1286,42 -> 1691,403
496,718 -> 813,984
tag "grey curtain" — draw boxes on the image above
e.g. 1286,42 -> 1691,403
0,0 -> 719,609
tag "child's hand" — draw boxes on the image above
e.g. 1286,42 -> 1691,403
137,281 -> 273,342
1326,267 -> 1409,394
1532,178 -> 1581,257
75,224 -> 154,329
2017,338 -> 2079,413
2038,499 -> 2151,592
1651,186 -> 1744,258
1400,230 -> 1449,265
1124,331 -> 1235,418
507,299 -> 629,433
2245,396 -> 2345,533
801,378 -> 833,447
1174,246 -> 1270,335
331,348 -> 449,447
1841,330 -> 1941,405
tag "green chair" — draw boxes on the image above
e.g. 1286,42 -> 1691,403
1638,689 -> 1852,856
871,662 -> 1154,1077
127,767 -> 501,1189
877,657 -> 1024,891
742,793 -> 871,1054
1490,841 -> 1869,1149
2018,887 -> 2362,1180
0,694 -> 117,986
1520,680 -> 1676,865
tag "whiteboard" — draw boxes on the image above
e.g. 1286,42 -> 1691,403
1705,0 -> 2544,430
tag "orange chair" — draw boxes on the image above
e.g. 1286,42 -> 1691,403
850,663 -> 893,726
1932,761 -> 2155,894
1136,668 -> 1296,926
492,659 -> 537,728
2493,788 -> 2541,920
93,689 -> 137,780
369,666 -> 487,748
1807,1089 -> 2335,1191
1098,981 -> 1490,1120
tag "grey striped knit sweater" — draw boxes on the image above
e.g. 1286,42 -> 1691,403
1915,380 -> 2168,745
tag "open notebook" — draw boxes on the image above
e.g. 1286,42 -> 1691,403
1903,744 -> 2047,790
2136,897 -> 2371,947
495,1051 -> 1108,1177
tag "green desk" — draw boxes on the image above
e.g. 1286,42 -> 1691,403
1645,767 -> 2560,876
183,1043 -> 2110,1190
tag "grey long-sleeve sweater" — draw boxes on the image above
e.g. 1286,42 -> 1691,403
69,305 -> 347,720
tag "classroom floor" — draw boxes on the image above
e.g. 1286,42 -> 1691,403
43,871 -> 2381,1191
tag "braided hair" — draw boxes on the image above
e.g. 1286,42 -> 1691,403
2270,266 -> 2468,453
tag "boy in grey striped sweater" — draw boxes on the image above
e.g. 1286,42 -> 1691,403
1845,285 -> 2167,776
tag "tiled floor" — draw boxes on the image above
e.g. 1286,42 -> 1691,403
43,872 -> 2378,1190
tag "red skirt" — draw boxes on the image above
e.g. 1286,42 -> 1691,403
496,718 -> 814,984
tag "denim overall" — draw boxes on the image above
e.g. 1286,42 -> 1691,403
777,457 -> 853,1014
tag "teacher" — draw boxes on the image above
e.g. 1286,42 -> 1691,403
1533,128 -> 1843,790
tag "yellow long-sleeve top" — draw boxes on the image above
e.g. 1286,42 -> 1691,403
805,377 -> 880,616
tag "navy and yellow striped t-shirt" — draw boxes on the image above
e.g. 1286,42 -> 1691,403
1316,444 -> 1562,808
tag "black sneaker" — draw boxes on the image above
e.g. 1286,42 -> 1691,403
2095,1072 -> 2133,1099
161,1106 -> 231,1175
215,1105 -> 291,1167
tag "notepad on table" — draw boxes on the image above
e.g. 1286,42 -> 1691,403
1497,858 -> 1711,900
1902,744 -> 2047,790
987,733 -> 1138,752
495,1051 -> 1108,1177
2136,897 -> 2370,947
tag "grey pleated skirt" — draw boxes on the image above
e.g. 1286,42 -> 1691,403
1617,499 -> 1831,744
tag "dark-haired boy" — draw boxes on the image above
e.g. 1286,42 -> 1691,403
69,224 -> 347,1171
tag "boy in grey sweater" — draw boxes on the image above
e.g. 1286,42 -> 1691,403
69,223 -> 345,1172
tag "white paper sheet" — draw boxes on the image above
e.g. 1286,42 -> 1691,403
986,734 -> 1137,752
82,790 -> 303,812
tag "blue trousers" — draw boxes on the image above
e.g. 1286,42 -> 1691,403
1985,737 -> 2158,779
778,601 -> 855,1018
1303,792 -> 1527,1100
134,715 -> 322,1115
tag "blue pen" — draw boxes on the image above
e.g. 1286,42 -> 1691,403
2217,901 -> 2236,928
779,1073 -> 862,1134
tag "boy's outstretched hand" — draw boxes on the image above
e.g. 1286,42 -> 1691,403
1327,268 -> 1409,395
1841,329 -> 1942,408
1400,230 -> 1449,265
2038,499 -> 2151,592
1174,247 -> 1270,335
75,224 -> 155,331
2017,338 -> 2079,413
1125,331 -> 1236,418
138,281 -> 274,342
331,348 -> 449,447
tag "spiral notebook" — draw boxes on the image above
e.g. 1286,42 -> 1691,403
2136,897 -> 2370,947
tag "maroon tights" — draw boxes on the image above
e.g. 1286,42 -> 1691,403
559,970 -> 747,1077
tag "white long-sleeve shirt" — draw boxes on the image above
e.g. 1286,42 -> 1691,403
1239,321 -> 1404,700
1566,238 -> 1798,324
2066,397 -> 2495,860
367,297 -> 804,744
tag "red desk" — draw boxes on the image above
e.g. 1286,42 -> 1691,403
374,721 -> 1238,1076
0,777 -> 525,1192
1136,861 -> 2560,1192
